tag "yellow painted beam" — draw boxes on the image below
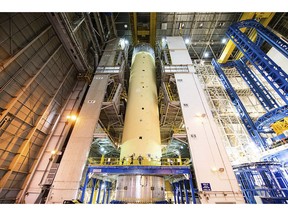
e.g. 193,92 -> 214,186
137,30 -> 150,36
235,12 -> 275,59
149,12 -> 157,48
218,12 -> 255,63
130,13 -> 138,45
270,117 -> 288,135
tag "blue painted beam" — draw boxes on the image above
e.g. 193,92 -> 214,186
88,165 -> 191,175
232,19 -> 288,59
88,178 -> 97,204
233,60 -> 279,111
183,180 -> 189,204
189,173 -> 197,204
80,172 -> 90,203
179,181 -> 184,204
175,182 -> 180,204
101,182 -> 106,204
106,182 -> 111,204
172,183 -> 177,204
254,105 -> 288,132
212,59 -> 268,150
96,180 -> 102,204
226,23 -> 288,104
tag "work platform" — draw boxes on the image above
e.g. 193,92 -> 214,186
80,165 -> 196,204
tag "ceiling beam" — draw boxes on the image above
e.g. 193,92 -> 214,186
149,12 -> 157,48
111,13 -> 118,38
218,12 -> 255,63
93,13 -> 105,44
129,12 -> 138,45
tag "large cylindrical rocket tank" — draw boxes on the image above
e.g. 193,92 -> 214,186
115,44 -> 165,203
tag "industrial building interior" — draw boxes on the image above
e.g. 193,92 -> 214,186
0,11 -> 288,205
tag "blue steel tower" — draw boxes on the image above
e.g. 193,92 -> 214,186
212,19 -> 288,204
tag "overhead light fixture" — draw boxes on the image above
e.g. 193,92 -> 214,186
124,24 -> 128,28
199,23 -> 203,28
221,38 -> 227,44
124,39 -> 129,45
100,147 -> 104,152
204,52 -> 209,58
161,23 -> 167,30
179,23 -> 185,29
218,22 -> 225,27
67,114 -> 77,121
185,38 -> 190,44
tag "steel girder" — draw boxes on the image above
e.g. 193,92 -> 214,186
226,22 -> 288,104
233,60 -> 279,111
232,19 -> 288,59
212,59 -> 267,150
254,105 -> 288,132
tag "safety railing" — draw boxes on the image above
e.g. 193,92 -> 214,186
88,157 -> 190,166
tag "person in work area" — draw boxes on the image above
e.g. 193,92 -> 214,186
130,154 -> 135,165
137,155 -> 144,165
121,157 -> 126,165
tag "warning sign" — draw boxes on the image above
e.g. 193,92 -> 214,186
201,183 -> 211,191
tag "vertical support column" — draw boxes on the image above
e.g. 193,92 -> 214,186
172,183 -> 177,204
46,75 -> 109,203
80,172 -> 90,203
240,172 -> 255,204
96,180 -> 102,204
89,179 -> 97,204
244,171 -> 257,203
175,182 -> 180,204
259,169 -> 276,197
101,182 -> 106,204
106,182 -> 110,204
189,173 -> 196,204
179,181 -> 184,204
183,180 -> 189,204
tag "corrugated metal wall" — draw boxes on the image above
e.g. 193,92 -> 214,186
0,13 -> 78,203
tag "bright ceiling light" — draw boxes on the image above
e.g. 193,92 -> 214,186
221,38 -> 227,44
124,24 -> 128,28
100,147 -> 104,152
124,39 -> 129,45
204,52 -> 209,58
70,115 -> 77,121
185,38 -> 190,44
67,114 -> 77,121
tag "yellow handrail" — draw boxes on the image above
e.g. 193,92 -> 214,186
88,157 -> 190,166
